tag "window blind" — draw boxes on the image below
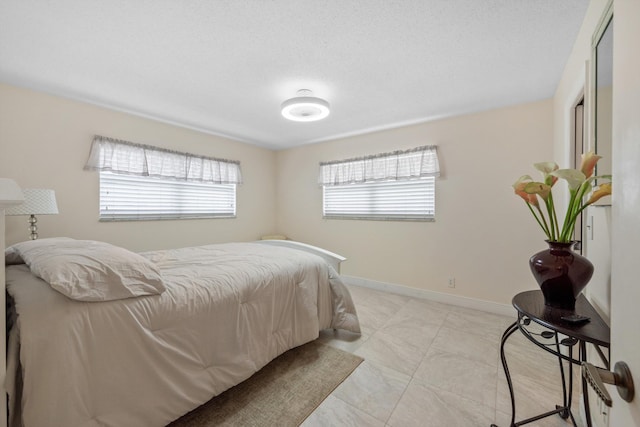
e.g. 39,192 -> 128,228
99,172 -> 236,221
319,145 -> 438,221
323,177 -> 435,221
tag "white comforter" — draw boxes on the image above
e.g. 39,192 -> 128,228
6,242 -> 360,427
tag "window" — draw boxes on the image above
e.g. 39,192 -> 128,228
99,172 -> 236,221
84,135 -> 242,221
323,177 -> 435,220
319,145 -> 439,221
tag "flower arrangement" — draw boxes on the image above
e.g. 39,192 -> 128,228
513,151 -> 612,243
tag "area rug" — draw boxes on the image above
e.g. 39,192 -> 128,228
168,340 -> 364,427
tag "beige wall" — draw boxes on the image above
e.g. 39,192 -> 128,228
276,100 -> 554,305
0,83 -> 277,251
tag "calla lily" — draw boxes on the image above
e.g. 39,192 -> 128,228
534,162 -> 559,174
551,169 -> 586,191
586,183 -> 612,205
514,184 -> 539,206
514,156 -> 612,243
512,175 -> 532,188
512,176 -> 539,206
534,162 -> 559,186
580,151 -> 602,179
524,182 -> 551,201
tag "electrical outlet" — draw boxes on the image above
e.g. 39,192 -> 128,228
448,277 -> 455,288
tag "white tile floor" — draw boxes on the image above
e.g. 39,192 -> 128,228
302,284 -> 586,427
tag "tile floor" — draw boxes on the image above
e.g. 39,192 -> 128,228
302,284 -> 587,427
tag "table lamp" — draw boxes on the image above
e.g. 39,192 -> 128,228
0,179 -> 24,208
5,188 -> 58,240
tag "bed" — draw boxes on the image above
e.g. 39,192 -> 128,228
4,238 -> 360,427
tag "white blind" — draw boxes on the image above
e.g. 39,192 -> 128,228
99,172 -> 236,221
323,177 -> 435,221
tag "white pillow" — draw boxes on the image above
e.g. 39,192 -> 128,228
5,246 -> 23,265
5,237 -> 75,265
10,239 -> 166,301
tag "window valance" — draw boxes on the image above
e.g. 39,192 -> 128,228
84,136 -> 243,184
318,145 -> 439,186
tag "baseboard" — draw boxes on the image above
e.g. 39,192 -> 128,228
341,275 -> 514,317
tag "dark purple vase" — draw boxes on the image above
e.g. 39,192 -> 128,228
529,241 -> 594,310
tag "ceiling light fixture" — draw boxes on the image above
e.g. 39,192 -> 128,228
281,89 -> 330,122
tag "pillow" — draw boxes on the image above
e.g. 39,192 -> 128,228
10,239 -> 166,301
5,246 -> 23,265
5,237 -> 75,265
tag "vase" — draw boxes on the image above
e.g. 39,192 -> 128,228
529,241 -> 594,310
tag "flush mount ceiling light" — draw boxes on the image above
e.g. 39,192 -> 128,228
281,89 -> 330,122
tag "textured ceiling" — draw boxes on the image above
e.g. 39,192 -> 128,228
0,0 -> 589,150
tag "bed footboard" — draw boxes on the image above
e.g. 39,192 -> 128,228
256,240 -> 346,273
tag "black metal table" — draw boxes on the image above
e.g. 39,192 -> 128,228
491,290 -> 610,427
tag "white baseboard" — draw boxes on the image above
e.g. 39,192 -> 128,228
342,275 -> 514,317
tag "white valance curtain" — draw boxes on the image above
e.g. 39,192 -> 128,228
318,145 -> 439,186
84,136 -> 243,184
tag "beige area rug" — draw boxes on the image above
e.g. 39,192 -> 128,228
168,340 -> 364,427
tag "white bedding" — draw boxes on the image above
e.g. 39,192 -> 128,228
6,242 -> 360,427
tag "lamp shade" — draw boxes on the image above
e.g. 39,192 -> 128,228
0,178 -> 24,208
5,189 -> 58,215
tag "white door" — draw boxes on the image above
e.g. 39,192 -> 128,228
609,0 -> 640,425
